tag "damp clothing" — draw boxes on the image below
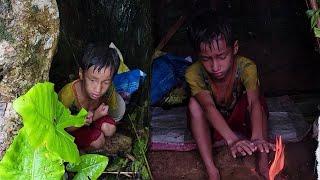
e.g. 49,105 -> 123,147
185,56 -> 268,140
58,79 -> 126,149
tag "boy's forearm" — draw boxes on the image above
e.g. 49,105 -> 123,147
249,101 -> 264,140
204,105 -> 238,145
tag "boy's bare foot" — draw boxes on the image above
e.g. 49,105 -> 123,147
208,167 -> 220,180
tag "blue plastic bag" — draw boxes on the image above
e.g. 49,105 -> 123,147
151,53 -> 192,105
113,69 -> 146,102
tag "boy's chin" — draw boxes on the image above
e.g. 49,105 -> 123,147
210,73 -> 226,80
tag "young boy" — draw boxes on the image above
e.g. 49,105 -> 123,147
185,11 -> 275,179
58,43 -> 126,152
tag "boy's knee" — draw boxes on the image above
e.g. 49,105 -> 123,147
101,123 -> 116,137
90,133 -> 105,149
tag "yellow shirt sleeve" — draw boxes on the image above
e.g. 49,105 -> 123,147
185,61 -> 208,96
58,82 -> 75,108
238,57 -> 259,90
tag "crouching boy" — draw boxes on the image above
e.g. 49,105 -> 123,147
185,11 -> 275,179
59,43 -> 125,152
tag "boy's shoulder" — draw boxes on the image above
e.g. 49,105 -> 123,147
236,56 -> 256,68
185,61 -> 203,75
58,80 -> 77,108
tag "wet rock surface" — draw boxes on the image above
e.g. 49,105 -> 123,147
0,0 -> 59,158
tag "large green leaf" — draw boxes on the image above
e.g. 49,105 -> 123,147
66,154 -> 108,180
0,129 -> 65,179
12,82 -> 87,163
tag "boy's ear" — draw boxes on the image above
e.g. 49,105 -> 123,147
233,40 -> 239,55
79,68 -> 84,80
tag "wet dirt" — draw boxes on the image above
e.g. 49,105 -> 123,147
148,137 -> 317,180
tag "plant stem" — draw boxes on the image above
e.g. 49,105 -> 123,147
129,114 -> 154,180
102,171 -> 138,178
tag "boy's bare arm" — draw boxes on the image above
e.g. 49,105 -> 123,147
247,89 -> 274,153
194,91 -> 256,157
92,103 -> 109,121
194,91 -> 239,145
246,89 -> 264,140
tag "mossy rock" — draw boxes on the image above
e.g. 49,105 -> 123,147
104,133 -> 133,155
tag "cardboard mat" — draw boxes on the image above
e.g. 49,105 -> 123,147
150,95 -> 312,151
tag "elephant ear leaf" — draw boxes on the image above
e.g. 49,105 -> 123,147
12,82 -> 87,163
66,154 -> 108,180
0,129 -> 65,179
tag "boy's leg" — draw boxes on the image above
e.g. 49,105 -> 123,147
188,97 -> 220,180
88,133 -> 106,150
95,92 -> 125,137
93,115 -> 117,137
70,126 -> 106,151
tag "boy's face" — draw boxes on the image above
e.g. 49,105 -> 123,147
79,66 -> 113,100
198,36 -> 238,81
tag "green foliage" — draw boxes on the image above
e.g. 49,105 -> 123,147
306,9 -> 320,38
132,130 -> 148,160
106,157 -> 128,172
306,10 -> 315,18
0,129 -> 65,179
0,82 -> 109,180
131,128 -> 150,179
66,154 -> 108,180
105,112 -> 151,179
128,113 -> 152,179
12,82 -> 87,163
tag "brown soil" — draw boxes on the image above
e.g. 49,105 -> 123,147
148,137 -> 317,180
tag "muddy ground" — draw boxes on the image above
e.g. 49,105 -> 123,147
148,136 -> 317,180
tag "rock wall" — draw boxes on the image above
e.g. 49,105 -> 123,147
0,0 -> 59,158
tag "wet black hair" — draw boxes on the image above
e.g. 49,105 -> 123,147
78,43 -> 120,77
188,10 -> 235,52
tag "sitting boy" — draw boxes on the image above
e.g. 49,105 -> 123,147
185,11 -> 275,179
58,43 -> 126,152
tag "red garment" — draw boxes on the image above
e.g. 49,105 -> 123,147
213,94 -> 268,140
188,94 -> 269,141
70,115 -> 116,149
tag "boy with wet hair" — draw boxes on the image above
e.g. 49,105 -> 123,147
59,43 -> 125,152
186,11 -> 275,179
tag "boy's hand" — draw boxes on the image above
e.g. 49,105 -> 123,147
252,139 -> 276,153
93,103 -> 109,121
229,139 -> 257,158
85,111 -> 93,126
